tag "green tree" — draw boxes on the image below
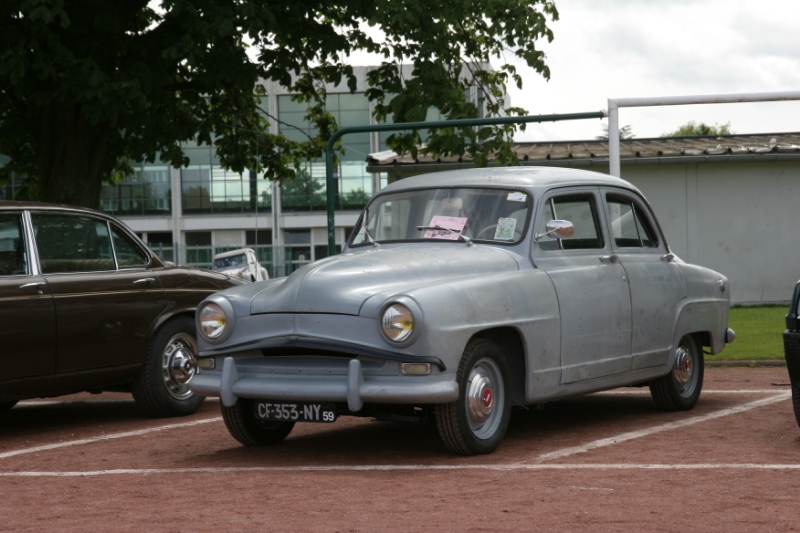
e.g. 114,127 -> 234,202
280,170 -> 326,212
596,124 -> 635,140
662,121 -> 734,137
0,0 -> 559,208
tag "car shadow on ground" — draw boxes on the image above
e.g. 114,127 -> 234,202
0,397 -> 218,445
195,393 -> 695,464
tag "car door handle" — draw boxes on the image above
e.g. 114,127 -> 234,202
599,255 -> 618,263
133,278 -> 156,286
20,281 -> 47,293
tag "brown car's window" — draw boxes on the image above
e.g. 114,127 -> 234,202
33,214 -> 115,273
111,224 -> 149,267
0,214 -> 28,276
606,194 -> 659,248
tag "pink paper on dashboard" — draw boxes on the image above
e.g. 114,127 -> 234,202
424,215 -> 468,240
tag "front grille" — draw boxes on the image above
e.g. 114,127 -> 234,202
261,347 -> 354,359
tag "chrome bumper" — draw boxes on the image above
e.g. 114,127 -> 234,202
190,356 -> 459,412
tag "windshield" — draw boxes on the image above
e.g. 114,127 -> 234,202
350,187 -> 531,246
214,254 -> 246,270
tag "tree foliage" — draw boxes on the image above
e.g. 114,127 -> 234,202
596,124 -> 635,140
662,121 -> 734,137
0,0 -> 559,207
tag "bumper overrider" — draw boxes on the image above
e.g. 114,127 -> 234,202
189,354 -> 459,412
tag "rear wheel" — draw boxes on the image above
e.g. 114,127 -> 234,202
221,398 -> 295,446
649,335 -> 704,411
131,316 -> 204,417
435,339 -> 511,455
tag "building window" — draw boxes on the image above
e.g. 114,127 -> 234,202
185,231 -> 212,266
181,142 -> 272,215
283,229 -> 311,272
100,165 -> 171,216
245,230 -> 272,246
246,230 -> 273,276
277,93 -> 374,213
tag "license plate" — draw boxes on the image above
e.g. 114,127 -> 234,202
253,401 -> 337,423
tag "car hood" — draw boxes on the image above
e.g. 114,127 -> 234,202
249,246 -> 519,316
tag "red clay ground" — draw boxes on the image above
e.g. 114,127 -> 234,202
1,366 -> 799,532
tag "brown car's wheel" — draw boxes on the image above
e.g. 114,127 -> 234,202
131,316 -> 204,417
0,400 -> 18,413
649,335 -> 704,411
435,338 -> 511,455
221,398 -> 295,446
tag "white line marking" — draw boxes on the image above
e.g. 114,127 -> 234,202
599,389 -> 787,395
1,390 -> 789,469
534,391 -> 791,463
2,463 -> 800,477
0,417 -> 222,460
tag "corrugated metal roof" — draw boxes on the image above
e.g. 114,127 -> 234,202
366,132 -> 800,168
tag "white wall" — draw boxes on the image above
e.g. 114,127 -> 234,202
622,160 -> 800,305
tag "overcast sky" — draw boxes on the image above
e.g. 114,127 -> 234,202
507,0 -> 800,141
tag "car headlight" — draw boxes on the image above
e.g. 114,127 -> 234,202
381,303 -> 415,343
198,302 -> 228,340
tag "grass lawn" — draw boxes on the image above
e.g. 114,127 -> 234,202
706,305 -> 787,362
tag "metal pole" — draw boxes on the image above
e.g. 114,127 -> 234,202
325,111 -> 606,255
608,101 -> 620,177
607,90 -> 800,179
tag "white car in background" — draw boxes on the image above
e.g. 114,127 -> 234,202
212,248 -> 268,282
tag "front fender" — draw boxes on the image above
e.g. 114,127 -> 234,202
361,269 -> 561,372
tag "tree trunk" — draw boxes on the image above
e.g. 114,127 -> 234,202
35,100 -> 115,209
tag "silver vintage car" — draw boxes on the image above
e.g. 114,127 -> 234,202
190,167 -> 736,455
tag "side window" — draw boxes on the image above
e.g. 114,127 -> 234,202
606,194 -> 659,248
0,214 -> 28,276
33,214 -> 115,273
111,224 -> 150,267
537,193 -> 604,250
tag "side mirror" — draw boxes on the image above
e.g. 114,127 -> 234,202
535,219 -> 574,241
547,220 -> 574,237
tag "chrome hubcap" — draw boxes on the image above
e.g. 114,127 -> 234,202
162,333 -> 198,400
673,345 -> 693,386
468,373 -> 495,423
465,358 -> 505,439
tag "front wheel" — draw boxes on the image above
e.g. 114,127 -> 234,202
649,335 -> 704,411
131,316 -> 204,417
435,339 -> 511,455
221,398 -> 295,446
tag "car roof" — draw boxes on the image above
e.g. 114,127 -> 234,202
0,200 -> 110,218
379,166 -> 636,193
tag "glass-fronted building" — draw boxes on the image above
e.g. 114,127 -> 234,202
1,66 -> 483,277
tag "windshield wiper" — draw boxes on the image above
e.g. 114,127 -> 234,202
360,208 -> 379,246
416,225 -> 473,246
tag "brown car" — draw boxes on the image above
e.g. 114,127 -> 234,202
0,201 -> 244,416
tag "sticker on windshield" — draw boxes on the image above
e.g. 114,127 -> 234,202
507,192 -> 526,202
494,217 -> 517,240
424,215 -> 468,240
